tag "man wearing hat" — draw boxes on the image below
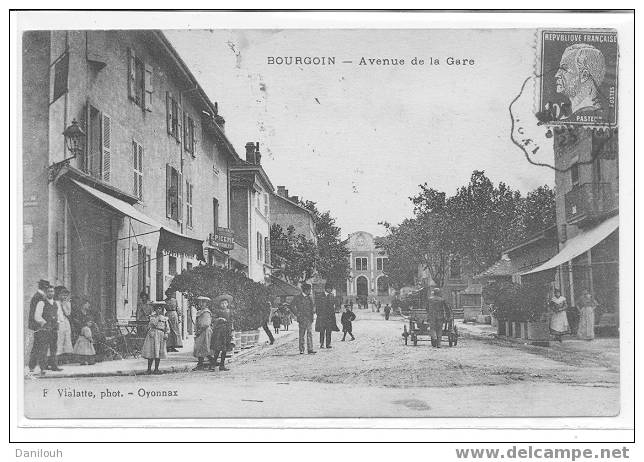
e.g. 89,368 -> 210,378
315,282 -> 340,349
427,288 -> 450,348
28,282 -> 63,373
27,280 -> 51,373
211,294 -> 234,371
290,283 -> 316,354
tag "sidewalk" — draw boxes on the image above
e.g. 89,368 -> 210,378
457,320 -> 620,356
27,327 -> 297,380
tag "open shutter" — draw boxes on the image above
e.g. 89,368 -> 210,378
183,111 -> 188,151
132,141 -> 139,198
127,48 -> 136,101
177,170 -> 183,222
176,105 -> 183,145
144,63 -> 153,111
166,164 -> 172,218
101,113 -> 111,182
138,144 -> 144,199
166,92 -> 172,135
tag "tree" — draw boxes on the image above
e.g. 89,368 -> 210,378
522,185 -> 556,236
301,200 -> 350,292
270,223 -> 318,285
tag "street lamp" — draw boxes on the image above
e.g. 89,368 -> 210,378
62,119 -> 85,158
49,119 -> 86,182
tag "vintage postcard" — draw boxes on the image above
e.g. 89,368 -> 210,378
12,10 -> 634,436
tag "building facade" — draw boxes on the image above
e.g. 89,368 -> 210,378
22,30 -> 239,351
345,231 -> 392,304
229,143 -> 274,283
270,186 -> 317,244
523,128 -> 619,328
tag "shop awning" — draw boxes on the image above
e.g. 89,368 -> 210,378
522,214 -> 618,275
268,275 -> 301,297
70,179 -> 205,260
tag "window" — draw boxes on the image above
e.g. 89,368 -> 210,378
264,236 -> 270,264
377,257 -> 388,271
212,198 -> 219,232
264,193 -> 269,216
132,140 -> 143,200
186,262 -> 193,272
257,232 -> 263,261
24,224 -> 34,244
166,92 -> 182,142
84,104 -> 111,182
51,53 -> 69,103
168,256 -> 177,275
185,181 -> 194,228
449,256 -> 461,279
166,165 -> 181,221
183,112 -> 196,155
256,191 -> 262,209
355,257 -> 368,271
570,163 -> 579,186
128,48 -> 153,111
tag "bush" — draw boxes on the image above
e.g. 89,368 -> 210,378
167,265 -> 271,331
483,281 -> 549,322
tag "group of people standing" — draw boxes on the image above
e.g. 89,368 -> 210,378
549,288 -> 600,342
191,294 -> 234,372
27,279 -> 103,375
290,281 -> 357,354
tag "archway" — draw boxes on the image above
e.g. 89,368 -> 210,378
377,276 -> 390,296
356,276 -> 368,305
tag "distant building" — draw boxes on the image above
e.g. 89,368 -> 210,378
229,142 -> 274,283
270,186 -> 317,244
345,231 -> 392,304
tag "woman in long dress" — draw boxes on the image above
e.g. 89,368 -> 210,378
576,289 -> 599,340
164,291 -> 183,352
141,302 -> 168,374
54,286 -> 74,361
192,297 -> 215,371
549,289 -> 570,342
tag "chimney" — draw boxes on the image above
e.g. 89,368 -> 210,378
255,142 -> 261,164
290,195 -> 299,203
245,142 -> 256,164
277,186 -> 287,197
213,102 -> 225,132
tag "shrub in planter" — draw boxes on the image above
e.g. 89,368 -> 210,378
168,264 -> 271,332
483,281 -> 549,331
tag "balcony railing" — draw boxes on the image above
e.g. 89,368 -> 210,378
565,182 -> 617,226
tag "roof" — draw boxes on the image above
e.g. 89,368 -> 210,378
271,192 -> 316,218
230,162 -> 275,192
523,214 -> 618,275
152,31 -> 240,162
268,276 -> 301,297
503,225 -> 557,254
475,257 -> 517,279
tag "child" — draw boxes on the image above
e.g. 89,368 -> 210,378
271,312 -> 281,334
73,319 -> 96,365
141,302 -> 168,374
192,296 -> 215,371
341,306 -> 356,341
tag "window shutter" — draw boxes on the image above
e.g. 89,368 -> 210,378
176,106 -> 183,144
127,48 -> 136,100
144,63 -> 153,112
166,164 -> 172,218
132,141 -> 139,198
166,92 -> 172,135
190,118 -> 197,154
183,111 -> 188,151
177,170 -> 183,222
101,113 -> 112,182
138,144 -> 144,199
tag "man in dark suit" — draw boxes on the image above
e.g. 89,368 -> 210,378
427,288 -> 450,348
315,282 -> 339,349
290,283 -> 316,355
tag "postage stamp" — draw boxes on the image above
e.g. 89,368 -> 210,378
538,29 -> 618,127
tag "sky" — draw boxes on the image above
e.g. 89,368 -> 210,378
166,29 -> 555,238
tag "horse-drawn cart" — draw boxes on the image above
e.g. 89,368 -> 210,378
400,287 -> 458,347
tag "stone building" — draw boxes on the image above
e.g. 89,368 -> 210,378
22,30 -> 239,351
270,186 -> 317,244
229,142 -> 274,283
523,128 -> 619,329
344,231 -> 392,304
